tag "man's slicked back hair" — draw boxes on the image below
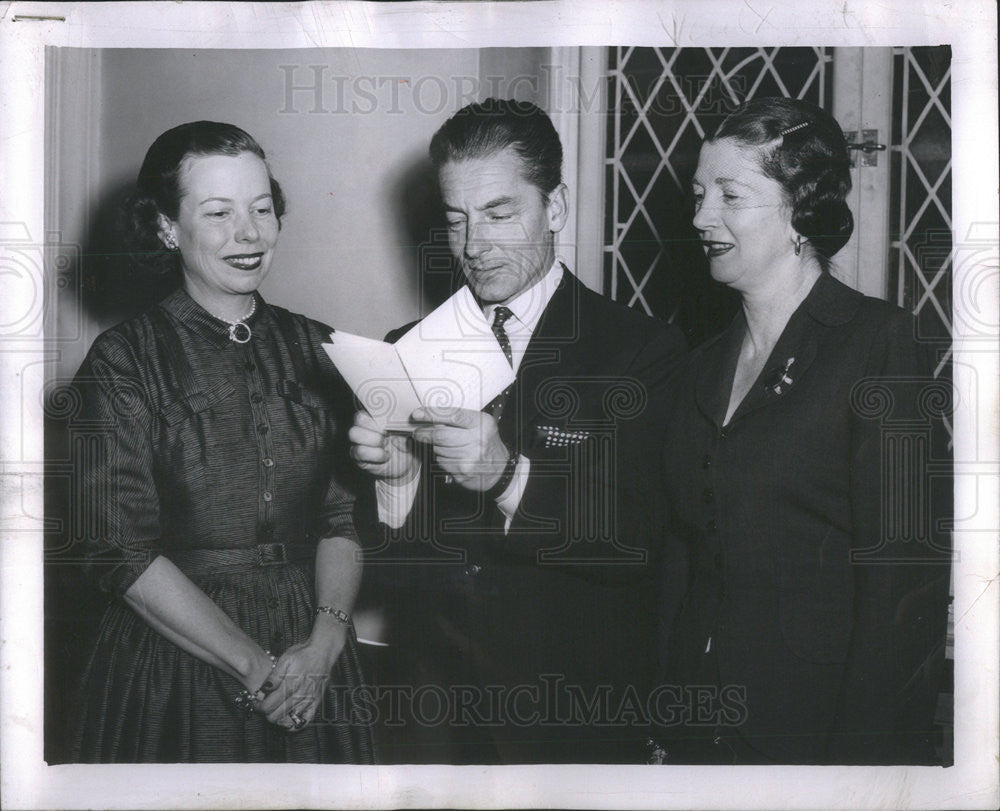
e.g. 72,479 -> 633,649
429,98 -> 563,196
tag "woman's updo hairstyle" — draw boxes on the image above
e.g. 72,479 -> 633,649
121,121 -> 286,274
711,97 -> 854,271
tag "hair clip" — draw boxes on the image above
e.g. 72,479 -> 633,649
780,122 -> 810,138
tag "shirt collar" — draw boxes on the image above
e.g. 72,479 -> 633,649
159,287 -> 271,347
482,258 -> 564,332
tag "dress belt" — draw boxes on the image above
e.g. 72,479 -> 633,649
166,542 -> 315,571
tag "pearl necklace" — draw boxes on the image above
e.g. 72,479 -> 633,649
207,296 -> 257,344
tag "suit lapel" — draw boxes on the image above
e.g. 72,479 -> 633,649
728,314 -> 818,424
513,271 -> 587,442
726,273 -> 857,426
694,314 -> 745,428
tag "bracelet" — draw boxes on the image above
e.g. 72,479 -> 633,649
485,447 -> 519,499
315,605 -> 352,625
234,652 -> 277,717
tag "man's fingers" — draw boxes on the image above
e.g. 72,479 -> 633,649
353,410 -> 381,431
412,406 -> 479,428
413,424 -> 498,448
350,443 -> 390,465
348,423 -> 387,448
425,427 -> 481,448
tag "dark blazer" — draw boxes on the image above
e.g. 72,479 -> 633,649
361,270 -> 686,763
657,273 -> 951,764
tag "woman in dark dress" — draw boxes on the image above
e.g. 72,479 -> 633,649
654,98 -> 951,764
70,121 -> 375,763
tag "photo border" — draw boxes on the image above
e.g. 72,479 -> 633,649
1,1 -> 997,808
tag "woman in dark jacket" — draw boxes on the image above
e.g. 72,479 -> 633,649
70,121 -> 374,763
655,98 -> 951,765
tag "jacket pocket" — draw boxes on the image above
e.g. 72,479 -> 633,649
158,379 -> 237,476
160,379 -> 237,425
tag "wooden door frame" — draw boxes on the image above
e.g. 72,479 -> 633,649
548,46 -> 607,294
832,47 -> 893,300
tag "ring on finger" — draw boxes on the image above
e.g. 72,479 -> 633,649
288,709 -> 307,730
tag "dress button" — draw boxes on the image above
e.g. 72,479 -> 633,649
263,491 -> 273,502
466,564 -> 482,576
704,489 -> 715,504
705,520 -> 717,534
702,454 -> 712,469
251,392 -> 263,403
257,423 -> 269,434
262,457 -> 275,467
268,598 -> 279,609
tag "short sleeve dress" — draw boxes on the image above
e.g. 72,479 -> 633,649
70,288 -> 376,763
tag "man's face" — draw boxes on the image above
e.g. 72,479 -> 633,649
439,146 -> 567,306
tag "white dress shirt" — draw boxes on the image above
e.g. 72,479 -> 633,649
376,260 -> 565,532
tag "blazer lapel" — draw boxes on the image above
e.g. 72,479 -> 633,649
694,314 -> 745,428
728,273 -> 857,425
514,271 -> 587,439
729,315 -> 818,424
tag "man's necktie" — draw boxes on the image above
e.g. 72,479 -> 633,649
491,306 -> 514,367
488,306 -> 514,422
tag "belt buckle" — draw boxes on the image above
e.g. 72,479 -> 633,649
256,543 -> 287,566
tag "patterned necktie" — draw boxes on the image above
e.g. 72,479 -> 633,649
488,306 -> 515,422
491,306 -> 514,367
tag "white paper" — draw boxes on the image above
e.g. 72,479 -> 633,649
323,331 -> 422,431
395,285 -> 515,411
324,286 -> 514,430
326,286 -> 515,430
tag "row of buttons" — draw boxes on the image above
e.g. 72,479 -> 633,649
244,352 -> 275,533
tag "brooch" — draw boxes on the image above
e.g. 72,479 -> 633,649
764,357 -> 796,396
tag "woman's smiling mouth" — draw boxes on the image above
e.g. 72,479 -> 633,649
702,240 -> 734,258
224,253 -> 265,270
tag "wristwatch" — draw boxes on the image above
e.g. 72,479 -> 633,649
485,446 -> 519,499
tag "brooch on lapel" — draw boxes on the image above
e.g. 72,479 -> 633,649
764,357 -> 796,396
535,425 -> 590,449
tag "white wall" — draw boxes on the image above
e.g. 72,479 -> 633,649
48,47 -> 553,380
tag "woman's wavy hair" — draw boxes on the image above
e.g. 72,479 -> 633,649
710,97 -> 854,271
121,121 -> 286,275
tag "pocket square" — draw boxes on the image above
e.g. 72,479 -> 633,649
535,424 -> 591,449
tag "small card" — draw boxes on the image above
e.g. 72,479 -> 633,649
323,286 -> 516,432
323,331 -> 421,431
394,285 -> 515,412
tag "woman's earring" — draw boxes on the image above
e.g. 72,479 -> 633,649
793,236 -> 804,256
163,235 -> 177,251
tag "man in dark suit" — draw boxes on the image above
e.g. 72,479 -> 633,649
350,99 -> 686,763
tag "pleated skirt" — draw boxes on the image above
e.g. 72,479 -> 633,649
70,558 -> 376,763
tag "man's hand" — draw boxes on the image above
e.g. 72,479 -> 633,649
411,406 -> 510,491
348,411 -> 419,483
